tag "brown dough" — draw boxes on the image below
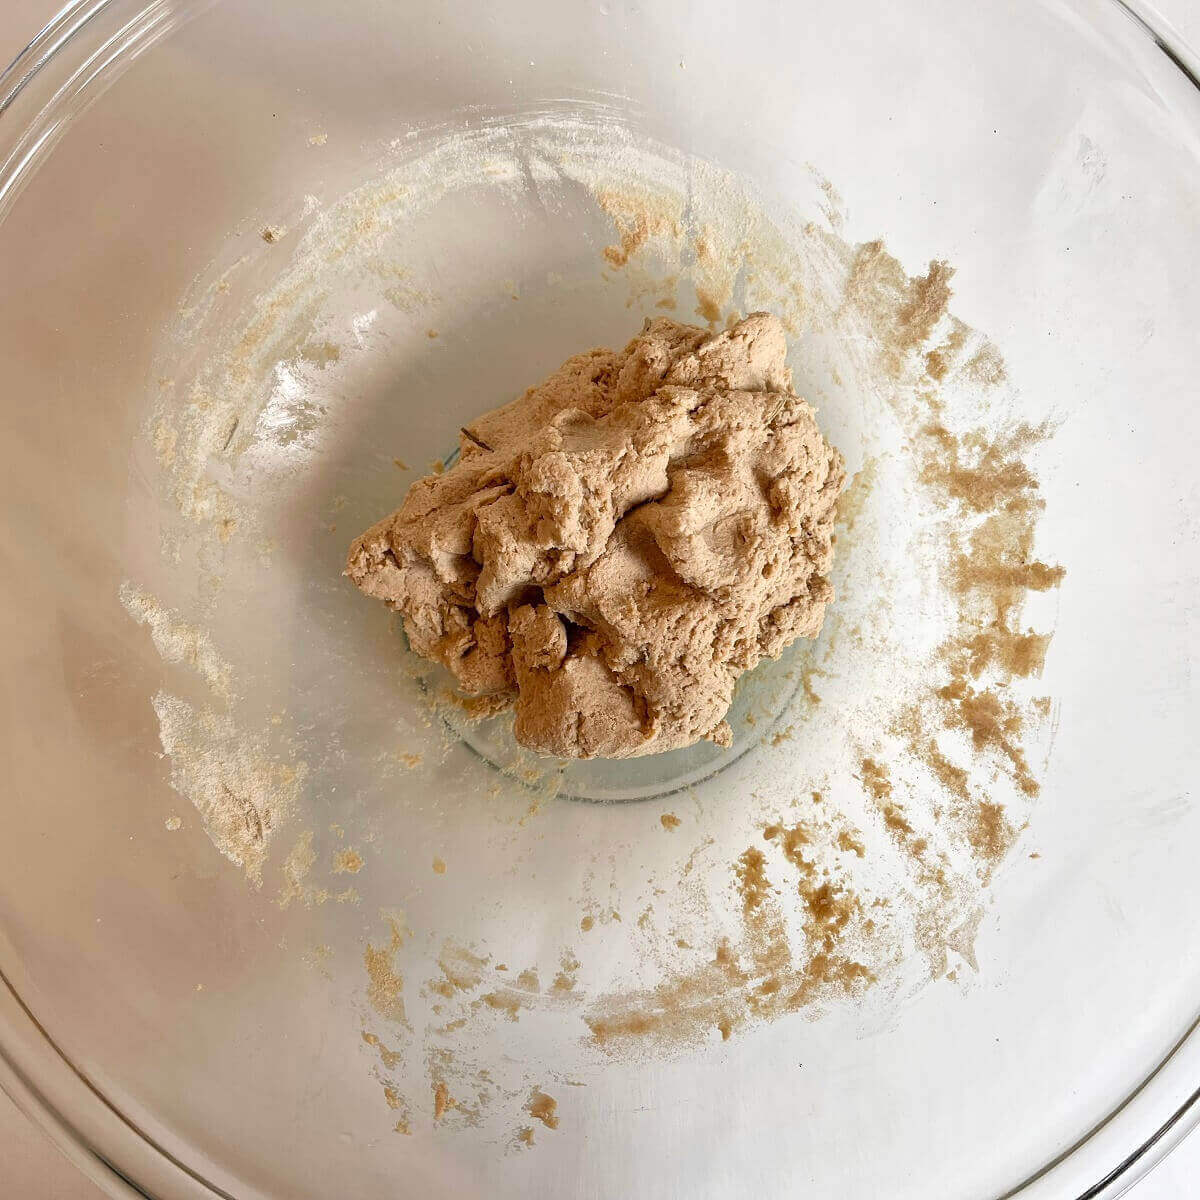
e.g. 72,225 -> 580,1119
346,313 -> 845,758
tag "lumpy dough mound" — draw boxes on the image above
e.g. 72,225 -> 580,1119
346,313 -> 845,759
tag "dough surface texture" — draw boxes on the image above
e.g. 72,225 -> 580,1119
346,314 -> 845,758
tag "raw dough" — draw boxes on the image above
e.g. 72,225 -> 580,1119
346,313 -> 845,758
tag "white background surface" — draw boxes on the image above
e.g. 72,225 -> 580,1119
0,1 -> 1197,1197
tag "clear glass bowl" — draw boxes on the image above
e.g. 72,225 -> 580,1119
2,2 -> 1200,1198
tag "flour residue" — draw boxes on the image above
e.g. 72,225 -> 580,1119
136,112 -> 1064,1144
120,582 -> 233,699
122,581 -> 312,889
365,913 -> 410,1026
150,692 -> 305,885
563,139 -> 1062,1030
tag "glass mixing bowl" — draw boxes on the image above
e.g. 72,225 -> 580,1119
2,2 -> 1199,1198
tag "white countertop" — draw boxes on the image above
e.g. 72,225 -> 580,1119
1,0 -> 1197,1196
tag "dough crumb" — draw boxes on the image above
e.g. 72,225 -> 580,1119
333,849 -> 364,874
347,314 -> 844,759
527,1090 -> 559,1130
433,1080 -> 455,1120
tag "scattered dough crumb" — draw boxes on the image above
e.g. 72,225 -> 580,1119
434,1080 -> 455,1120
527,1090 -> 559,1130
364,916 -> 409,1026
334,849 -> 364,874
